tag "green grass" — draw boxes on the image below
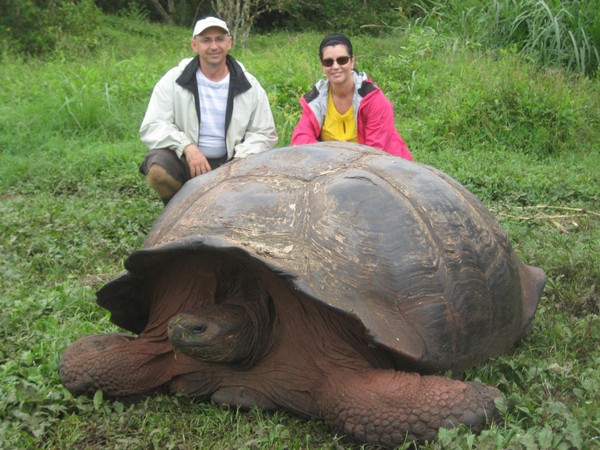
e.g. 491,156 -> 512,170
412,0 -> 600,77
1,13 -> 599,450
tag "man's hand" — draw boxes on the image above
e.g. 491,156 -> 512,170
183,144 -> 211,178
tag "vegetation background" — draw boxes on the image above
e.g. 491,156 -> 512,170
1,0 -> 599,448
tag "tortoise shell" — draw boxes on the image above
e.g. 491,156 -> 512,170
98,142 -> 544,374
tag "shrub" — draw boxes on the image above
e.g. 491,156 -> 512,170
0,0 -> 101,55
254,0 -> 415,34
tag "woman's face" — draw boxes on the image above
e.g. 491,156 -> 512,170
321,45 -> 354,86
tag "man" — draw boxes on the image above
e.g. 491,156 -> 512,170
139,16 -> 278,204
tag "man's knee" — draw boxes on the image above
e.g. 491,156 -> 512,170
146,164 -> 181,201
146,163 -> 176,186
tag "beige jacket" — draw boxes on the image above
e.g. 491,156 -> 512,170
140,55 -> 277,159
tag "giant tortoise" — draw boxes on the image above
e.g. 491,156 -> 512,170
60,142 -> 546,447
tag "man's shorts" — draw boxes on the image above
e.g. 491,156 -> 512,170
139,148 -> 228,185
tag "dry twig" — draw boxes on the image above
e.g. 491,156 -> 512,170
496,204 -> 599,232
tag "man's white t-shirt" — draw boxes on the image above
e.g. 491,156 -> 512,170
196,69 -> 229,158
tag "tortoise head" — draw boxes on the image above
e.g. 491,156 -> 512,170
168,305 -> 258,364
166,264 -> 275,370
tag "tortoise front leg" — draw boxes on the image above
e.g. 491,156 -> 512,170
318,369 -> 501,447
59,333 -> 178,397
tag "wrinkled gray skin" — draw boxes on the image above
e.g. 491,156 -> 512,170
60,143 -> 545,447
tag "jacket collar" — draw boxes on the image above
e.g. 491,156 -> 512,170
304,70 -> 377,103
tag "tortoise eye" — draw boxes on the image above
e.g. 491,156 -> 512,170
192,325 -> 207,334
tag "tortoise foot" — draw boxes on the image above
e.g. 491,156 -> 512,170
59,333 -> 135,395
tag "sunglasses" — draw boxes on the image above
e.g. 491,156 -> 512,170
321,56 -> 351,67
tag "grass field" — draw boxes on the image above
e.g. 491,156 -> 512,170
1,13 -> 599,450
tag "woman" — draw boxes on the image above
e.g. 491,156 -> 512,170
291,34 -> 412,160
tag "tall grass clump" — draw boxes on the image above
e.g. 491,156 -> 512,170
413,0 -> 600,77
0,15 -> 186,157
482,0 -> 600,76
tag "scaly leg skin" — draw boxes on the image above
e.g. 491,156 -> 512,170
319,369 -> 501,448
59,333 -> 177,397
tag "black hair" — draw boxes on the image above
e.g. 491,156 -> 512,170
318,34 -> 353,60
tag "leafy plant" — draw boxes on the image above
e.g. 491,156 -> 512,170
0,0 -> 101,54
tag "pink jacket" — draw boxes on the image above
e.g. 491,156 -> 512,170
291,71 -> 412,160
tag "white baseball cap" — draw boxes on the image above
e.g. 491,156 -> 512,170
192,17 -> 229,37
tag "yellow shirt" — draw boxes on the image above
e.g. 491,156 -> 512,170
320,89 -> 358,142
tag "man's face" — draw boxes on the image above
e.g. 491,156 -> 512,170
191,27 -> 232,68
